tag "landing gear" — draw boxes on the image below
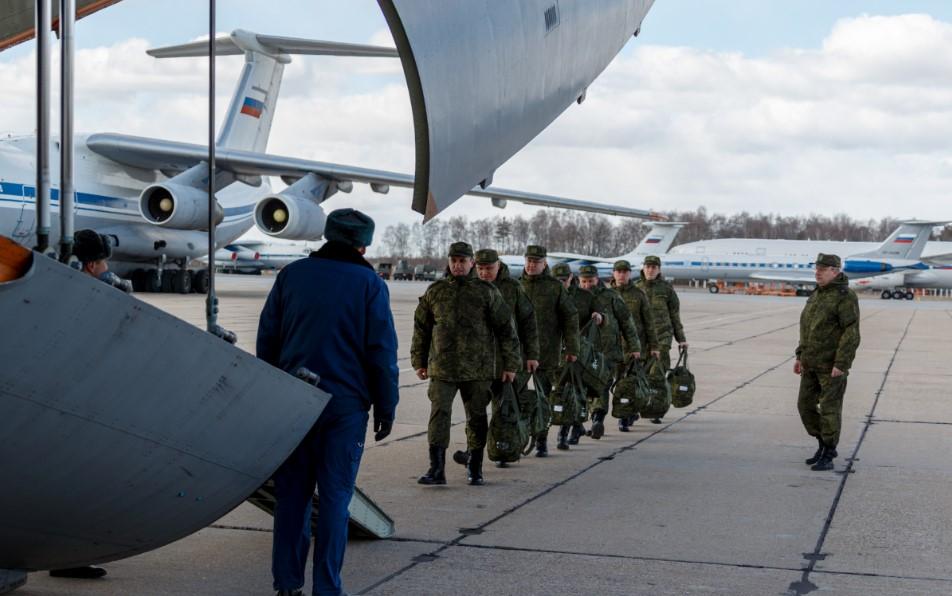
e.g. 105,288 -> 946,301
891,290 -> 904,300
881,288 -> 915,300
881,290 -> 892,300
192,269 -> 210,294
708,284 -> 719,294
128,268 -> 208,294
904,291 -> 914,301
171,269 -> 192,294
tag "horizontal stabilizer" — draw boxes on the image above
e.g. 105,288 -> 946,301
851,220 -> 948,262
147,29 -> 398,59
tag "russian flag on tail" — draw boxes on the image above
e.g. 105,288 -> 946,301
645,237 -> 662,244
894,234 -> 916,244
241,97 -> 265,119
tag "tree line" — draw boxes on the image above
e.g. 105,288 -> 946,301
379,208 -> 952,261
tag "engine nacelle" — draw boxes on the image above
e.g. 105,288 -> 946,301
138,163 -> 227,230
254,173 -> 330,241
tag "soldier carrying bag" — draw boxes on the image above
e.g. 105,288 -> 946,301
612,357 -> 650,419
578,321 -> 613,394
518,373 -> 551,452
639,357 -> 672,419
669,346 -> 696,408
488,382 -> 530,463
549,363 -> 585,426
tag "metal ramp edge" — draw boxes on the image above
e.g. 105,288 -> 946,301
248,481 -> 395,539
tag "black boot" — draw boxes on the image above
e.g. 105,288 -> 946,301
418,445 -> 447,485
453,449 -> 471,466
651,417 -> 662,424
591,412 -> 606,440
467,449 -> 485,485
618,416 -> 630,432
535,436 -> 548,457
50,566 -> 107,579
557,426 -> 570,450
495,460 -> 509,468
805,438 -> 825,465
811,448 -> 835,471
568,423 -> 584,445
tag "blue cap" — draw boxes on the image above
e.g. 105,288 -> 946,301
324,208 -> 375,248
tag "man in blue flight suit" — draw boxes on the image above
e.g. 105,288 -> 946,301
257,208 -> 399,596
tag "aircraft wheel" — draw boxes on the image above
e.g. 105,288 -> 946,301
171,269 -> 192,294
144,269 -> 162,293
891,290 -> 904,300
192,269 -> 210,294
880,290 -> 891,300
708,285 -> 719,294
904,291 -> 915,300
161,270 -> 175,293
130,269 -> 147,293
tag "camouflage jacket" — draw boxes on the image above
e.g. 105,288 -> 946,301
411,271 -> 522,381
492,263 -> 541,369
636,273 -> 686,348
612,280 -> 660,353
520,268 -> 580,369
567,284 -> 595,323
796,273 -> 861,372
590,285 -> 640,362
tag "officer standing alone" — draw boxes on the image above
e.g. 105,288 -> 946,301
257,209 -> 399,596
795,253 -> 861,472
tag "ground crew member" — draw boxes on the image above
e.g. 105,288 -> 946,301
413,242 -> 521,486
553,262 -> 598,447
794,253 -> 860,472
636,255 -> 687,423
520,246 -> 580,456
257,209 -> 399,596
578,265 -> 640,439
611,259 -> 660,430
464,248 -> 540,468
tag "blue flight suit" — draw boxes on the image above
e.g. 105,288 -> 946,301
257,241 -> 399,595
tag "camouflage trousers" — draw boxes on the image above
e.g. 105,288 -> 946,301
426,379 -> 493,450
797,368 -> 848,448
586,357 -> 622,415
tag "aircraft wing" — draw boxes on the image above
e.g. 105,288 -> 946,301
1,0 -> 126,52
749,272 -> 816,283
86,133 -> 662,220
547,252 -> 610,264
922,252 -> 952,267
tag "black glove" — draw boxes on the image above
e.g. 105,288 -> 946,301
373,418 -> 393,441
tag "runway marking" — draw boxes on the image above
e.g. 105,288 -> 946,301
786,309 -> 916,596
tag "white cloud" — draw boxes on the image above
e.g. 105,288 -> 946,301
2,13 -> 951,254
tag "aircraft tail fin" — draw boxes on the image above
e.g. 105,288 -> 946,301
147,30 -> 398,154
852,220 -> 945,261
619,222 -> 686,261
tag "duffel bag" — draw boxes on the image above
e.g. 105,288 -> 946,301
519,373 -> 551,449
612,357 -> 650,419
640,357 -> 672,420
488,382 -> 529,463
669,347 -> 696,408
549,364 -> 583,426
578,321 -> 613,393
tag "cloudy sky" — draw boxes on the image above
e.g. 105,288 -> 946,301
3,0 -> 952,245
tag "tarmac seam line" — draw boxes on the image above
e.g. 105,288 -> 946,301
786,309 -> 916,596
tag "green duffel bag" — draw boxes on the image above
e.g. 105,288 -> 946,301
578,322 -> 613,394
612,357 -> 650,419
549,364 -> 582,426
519,373 -> 551,450
669,347 -> 696,408
488,382 -> 530,463
640,357 -> 672,420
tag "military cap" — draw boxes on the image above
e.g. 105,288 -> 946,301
551,263 -> 571,279
643,255 -> 662,266
324,208 -> 375,248
815,253 -> 841,268
72,229 -> 112,263
579,265 -> 599,277
475,248 -> 499,264
525,245 -> 547,259
448,241 -> 474,258
613,259 -> 632,271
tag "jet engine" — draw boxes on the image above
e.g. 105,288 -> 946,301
254,173 -> 330,241
138,163 -> 225,230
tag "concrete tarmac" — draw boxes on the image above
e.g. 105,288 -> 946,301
19,276 -> 952,595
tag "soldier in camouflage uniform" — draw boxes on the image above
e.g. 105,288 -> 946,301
412,242 -> 522,486
578,265 -> 641,440
636,254 -> 687,423
460,248 -> 541,468
795,253 -> 861,472
611,259 -> 660,430
520,246 -> 580,456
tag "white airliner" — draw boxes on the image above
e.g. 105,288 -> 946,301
667,221 -> 952,299
206,239 -> 314,273
499,221 -> 685,276
0,30 -> 657,293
